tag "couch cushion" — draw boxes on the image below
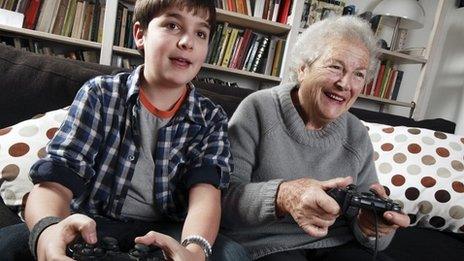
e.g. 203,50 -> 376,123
0,44 -> 117,128
364,121 -> 464,233
0,108 -> 68,206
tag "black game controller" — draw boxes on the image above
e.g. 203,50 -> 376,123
327,184 -> 402,219
67,236 -> 165,260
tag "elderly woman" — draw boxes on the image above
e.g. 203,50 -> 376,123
221,16 -> 409,260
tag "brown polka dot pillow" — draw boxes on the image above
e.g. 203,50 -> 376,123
0,108 -> 68,206
364,121 -> 464,233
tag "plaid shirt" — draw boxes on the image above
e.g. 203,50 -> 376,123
30,65 -> 232,221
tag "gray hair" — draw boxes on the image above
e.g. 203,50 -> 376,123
286,15 -> 378,83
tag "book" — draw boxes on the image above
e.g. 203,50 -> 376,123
62,0 -> 77,37
71,0 -> 86,39
365,60 -> 381,96
81,1 -> 94,40
372,63 -> 386,97
228,34 -> 243,69
264,36 -> 278,75
221,27 -> 239,67
390,70 -> 404,100
113,3 -> 123,45
119,4 -> 128,47
253,0 -> 264,18
97,4 -> 105,42
233,28 -> 252,69
205,23 -> 223,64
383,69 -> 398,99
271,0 -> 281,22
47,0 -> 62,33
245,33 -> 263,71
15,0 -> 30,14
262,0 -> 270,19
51,0 -> 69,35
251,35 -> 270,73
23,0 -> 41,29
35,0 -> 57,32
271,38 -> 285,76
277,0 -> 292,24
215,25 -> 232,66
89,0 -> 100,42
379,61 -> 393,98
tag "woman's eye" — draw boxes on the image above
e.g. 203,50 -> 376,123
355,72 -> 365,78
329,65 -> 342,70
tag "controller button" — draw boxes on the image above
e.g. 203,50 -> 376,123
135,243 -> 151,253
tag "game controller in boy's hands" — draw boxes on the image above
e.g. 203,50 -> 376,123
67,236 -> 165,260
327,184 -> 402,219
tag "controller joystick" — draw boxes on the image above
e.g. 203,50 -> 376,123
327,184 -> 402,219
67,236 -> 165,260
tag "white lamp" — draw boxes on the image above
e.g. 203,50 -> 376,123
373,0 -> 425,51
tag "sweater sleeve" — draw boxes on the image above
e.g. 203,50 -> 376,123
221,93 -> 284,228
348,120 -> 395,250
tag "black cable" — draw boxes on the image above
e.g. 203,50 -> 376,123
371,203 -> 379,261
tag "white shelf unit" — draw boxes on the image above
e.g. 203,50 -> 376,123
0,0 -> 444,116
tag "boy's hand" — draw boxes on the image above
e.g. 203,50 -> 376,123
135,231 -> 205,261
357,183 -> 410,237
36,213 -> 97,261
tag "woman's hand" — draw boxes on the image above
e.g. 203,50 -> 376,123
276,176 -> 353,238
135,231 -> 205,261
357,183 -> 410,237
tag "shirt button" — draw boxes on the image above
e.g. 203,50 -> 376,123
128,155 -> 136,161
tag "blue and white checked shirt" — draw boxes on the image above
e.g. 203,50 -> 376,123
30,65 -> 232,221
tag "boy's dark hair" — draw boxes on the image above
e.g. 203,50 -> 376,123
133,0 -> 216,36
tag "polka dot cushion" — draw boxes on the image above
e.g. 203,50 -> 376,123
364,121 -> 464,233
0,108 -> 68,206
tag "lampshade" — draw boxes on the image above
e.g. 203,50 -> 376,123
373,0 -> 425,29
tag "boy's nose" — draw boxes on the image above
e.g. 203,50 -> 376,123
178,34 -> 194,50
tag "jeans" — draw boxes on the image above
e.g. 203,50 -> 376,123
0,216 -> 251,261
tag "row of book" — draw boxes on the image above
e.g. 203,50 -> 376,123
113,2 -> 135,49
1,35 -> 100,63
215,0 -> 294,24
362,60 -> 404,101
300,0 -> 352,29
1,0 -> 106,43
206,22 -> 286,77
113,55 -> 139,70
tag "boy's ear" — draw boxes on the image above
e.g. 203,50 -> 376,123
133,21 -> 145,50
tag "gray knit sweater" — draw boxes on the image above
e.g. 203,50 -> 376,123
221,84 -> 394,259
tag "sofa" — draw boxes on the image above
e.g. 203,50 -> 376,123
1,43 -> 463,260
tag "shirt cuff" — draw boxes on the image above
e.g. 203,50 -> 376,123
183,166 -> 221,189
30,161 -> 86,197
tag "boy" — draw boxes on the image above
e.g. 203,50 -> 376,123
0,1 -> 249,260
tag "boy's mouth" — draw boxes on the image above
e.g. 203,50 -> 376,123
170,57 -> 192,68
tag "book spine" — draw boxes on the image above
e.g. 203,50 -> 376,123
23,0 -> 42,29
245,34 -> 263,71
390,70 -> 404,101
205,23 -> 223,64
216,26 -> 232,66
221,28 -> 239,67
251,35 -> 270,72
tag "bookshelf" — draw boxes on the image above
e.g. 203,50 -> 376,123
0,0 -> 444,117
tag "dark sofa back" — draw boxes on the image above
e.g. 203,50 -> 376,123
0,44 -> 455,133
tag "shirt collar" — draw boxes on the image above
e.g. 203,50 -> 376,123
125,65 -> 207,127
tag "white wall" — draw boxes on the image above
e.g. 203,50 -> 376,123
423,2 -> 464,135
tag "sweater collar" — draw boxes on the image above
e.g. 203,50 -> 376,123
273,83 -> 347,147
